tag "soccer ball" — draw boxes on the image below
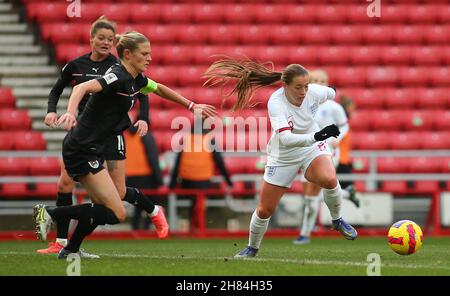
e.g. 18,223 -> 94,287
388,220 -> 423,255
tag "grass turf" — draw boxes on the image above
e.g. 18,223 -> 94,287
0,237 -> 449,276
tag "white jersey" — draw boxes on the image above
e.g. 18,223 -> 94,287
266,84 -> 336,166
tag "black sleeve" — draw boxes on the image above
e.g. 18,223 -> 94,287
138,93 -> 149,124
169,152 -> 182,189
47,63 -> 74,113
96,70 -> 123,92
142,134 -> 163,187
212,151 -> 233,187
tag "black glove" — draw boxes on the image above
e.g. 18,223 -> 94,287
314,124 -> 340,141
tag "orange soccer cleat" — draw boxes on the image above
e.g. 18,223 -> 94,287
36,242 -> 64,254
150,206 -> 169,239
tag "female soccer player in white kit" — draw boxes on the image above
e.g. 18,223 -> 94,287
203,59 -> 357,258
293,69 -> 359,245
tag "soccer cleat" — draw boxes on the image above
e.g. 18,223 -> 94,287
332,217 -> 358,240
234,246 -> 259,258
58,248 -> 100,259
345,185 -> 360,208
292,235 -> 311,245
150,206 -> 169,239
33,204 -> 53,241
36,242 -> 64,254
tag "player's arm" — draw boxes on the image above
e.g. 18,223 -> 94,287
133,93 -> 149,136
45,63 -> 74,127
56,79 -> 103,130
140,77 -> 217,118
269,100 -> 339,147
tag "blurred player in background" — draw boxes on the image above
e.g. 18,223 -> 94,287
293,69 -> 359,245
37,18 -> 168,256
204,58 -> 357,258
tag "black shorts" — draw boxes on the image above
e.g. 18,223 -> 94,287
102,132 -> 126,161
62,134 -> 105,181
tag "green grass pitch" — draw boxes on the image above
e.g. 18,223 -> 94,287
0,237 -> 449,276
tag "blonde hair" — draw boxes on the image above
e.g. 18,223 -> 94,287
90,16 -> 116,38
309,69 -> 329,86
115,31 -> 149,59
203,57 -> 308,111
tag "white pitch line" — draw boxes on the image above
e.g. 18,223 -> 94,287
1,251 -> 449,271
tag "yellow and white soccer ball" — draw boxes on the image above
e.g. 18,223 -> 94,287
388,220 -> 423,255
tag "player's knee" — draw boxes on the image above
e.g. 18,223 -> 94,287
257,207 -> 273,219
320,174 -> 338,189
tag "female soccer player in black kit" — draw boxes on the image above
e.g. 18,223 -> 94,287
37,17 -> 168,256
33,30 -> 216,259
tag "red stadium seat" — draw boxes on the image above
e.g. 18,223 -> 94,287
440,157 -> 450,173
380,46 -> 411,65
13,131 -> 46,150
32,183 -> 58,197
0,109 -> 32,130
192,4 -> 224,23
29,157 -> 60,176
377,157 -> 409,173
393,25 -> 424,44
146,66 -> 177,86
421,132 -> 450,149
56,44 -> 90,64
398,67 -> 430,86
317,46 -> 350,65
224,157 -> 247,175
407,5 -> 439,24
407,157 -> 440,173
160,4 -> 193,23
177,25 -> 209,44
416,88 -> 449,109
349,46 -> 380,65
346,5 -> 373,24
414,181 -> 440,192
253,45 -> 289,65
0,88 -> 15,108
0,157 -> 29,176
352,132 -> 390,150
412,46 -> 443,65
334,67 -> 367,86
286,5 -> 317,23
372,110 -> 405,131
78,3 -> 109,22
332,26 -> 363,44
380,5 -> 409,24
380,181 -> 408,193
177,66 -> 206,86
159,45 -> 193,65
349,110 -> 375,131
0,183 -> 29,198
437,4 -> 450,23
223,4 -> 256,23
430,67 -> 450,86
383,88 -> 418,109
268,26 -> 301,44
239,25 -> 271,44
253,4 -> 288,24
101,4 -> 131,22
287,46 -> 319,65
433,110 -> 450,130
193,88 -> 223,107
367,66 -> 398,87
298,26 -> 332,44
403,110 -> 434,131
351,157 -> 369,173
129,3 -> 162,23
208,25 -> 241,44
315,5 -> 348,24
390,132 -> 422,150
0,132 -> 14,150
424,25 -> 450,44
141,25 -> 178,44
33,3 -> 67,23
362,25 -> 394,44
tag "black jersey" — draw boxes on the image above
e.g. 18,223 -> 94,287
47,53 -> 118,114
69,64 -> 149,147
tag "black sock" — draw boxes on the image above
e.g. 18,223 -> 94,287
65,220 -> 98,253
55,192 -> 73,239
47,203 -> 120,226
124,187 -> 155,214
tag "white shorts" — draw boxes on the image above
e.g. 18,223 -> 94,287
265,142 -> 332,188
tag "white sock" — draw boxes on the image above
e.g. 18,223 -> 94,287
341,189 -> 350,200
323,182 -> 342,220
248,209 -> 270,249
300,195 -> 320,237
148,206 -> 159,217
56,238 -> 67,247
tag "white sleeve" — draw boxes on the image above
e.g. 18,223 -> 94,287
308,83 -> 336,105
268,99 -> 317,147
